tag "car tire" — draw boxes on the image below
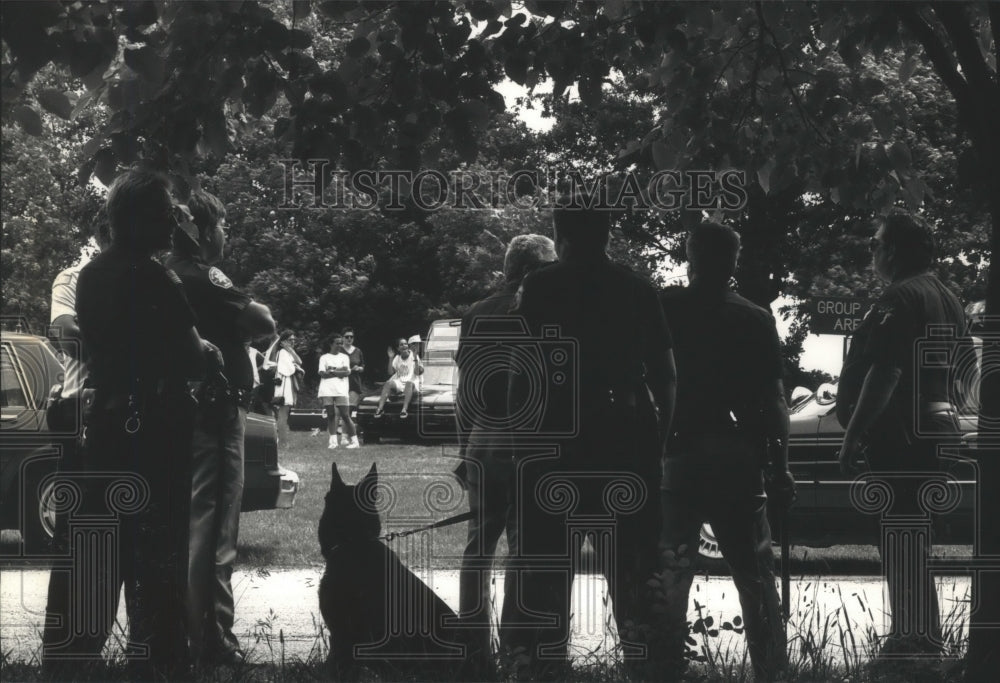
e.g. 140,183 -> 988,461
696,522 -> 727,571
23,473 -> 58,555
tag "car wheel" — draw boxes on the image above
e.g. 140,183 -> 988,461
696,522 -> 727,570
23,475 -> 57,554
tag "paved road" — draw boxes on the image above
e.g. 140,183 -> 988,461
1,567 -> 971,667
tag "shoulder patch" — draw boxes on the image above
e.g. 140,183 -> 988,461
208,267 -> 234,289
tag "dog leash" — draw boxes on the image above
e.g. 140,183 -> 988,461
378,511 -> 475,542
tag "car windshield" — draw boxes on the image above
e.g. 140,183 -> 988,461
421,363 -> 456,386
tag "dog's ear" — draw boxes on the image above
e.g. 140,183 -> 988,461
361,462 -> 378,487
330,462 -> 346,489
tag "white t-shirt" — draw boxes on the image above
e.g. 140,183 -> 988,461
318,352 -> 350,397
50,265 -> 83,398
392,352 -> 419,383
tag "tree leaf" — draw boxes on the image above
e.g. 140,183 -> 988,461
887,141 -> 911,171
757,159 -> 776,194
124,46 -> 165,84
898,55 -> 918,83
651,141 -> 675,170
292,0 -> 312,20
13,105 -> 43,136
37,89 -> 74,120
346,36 -> 370,59
93,148 -> 117,186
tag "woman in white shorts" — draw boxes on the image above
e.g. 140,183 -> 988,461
318,334 -> 358,449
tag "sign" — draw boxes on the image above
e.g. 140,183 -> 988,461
808,296 -> 872,335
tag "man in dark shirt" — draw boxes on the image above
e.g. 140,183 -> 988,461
659,222 -> 793,681
836,211 -> 966,656
342,326 -> 365,442
45,169 -> 214,680
508,199 -> 676,677
166,190 -> 275,666
453,233 -> 556,676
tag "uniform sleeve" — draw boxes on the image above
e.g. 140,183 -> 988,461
155,267 -> 197,334
760,312 -> 784,381
863,291 -> 912,369
50,268 -> 79,322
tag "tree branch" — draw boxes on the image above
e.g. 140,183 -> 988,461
990,1 -> 1000,65
755,1 -> 828,143
896,3 -> 971,105
931,2 -> 997,91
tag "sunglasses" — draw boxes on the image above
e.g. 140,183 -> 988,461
344,335 -> 354,339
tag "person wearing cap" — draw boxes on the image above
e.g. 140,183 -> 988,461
374,337 -> 424,419
166,189 -> 275,667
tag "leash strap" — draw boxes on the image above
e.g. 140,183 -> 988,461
378,510 -> 475,542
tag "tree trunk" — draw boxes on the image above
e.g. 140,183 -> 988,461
965,190 -> 1000,682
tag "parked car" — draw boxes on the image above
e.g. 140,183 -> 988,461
696,381 -> 978,562
356,361 -> 457,443
0,331 -> 298,556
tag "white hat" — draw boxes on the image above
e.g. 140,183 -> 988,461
407,334 -> 422,344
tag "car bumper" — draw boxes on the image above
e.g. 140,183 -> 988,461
274,466 -> 299,509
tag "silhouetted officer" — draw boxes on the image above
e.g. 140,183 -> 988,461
508,197 -> 676,677
837,211 -> 966,657
659,221 -> 793,681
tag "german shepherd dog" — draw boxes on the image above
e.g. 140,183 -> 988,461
318,463 -> 463,680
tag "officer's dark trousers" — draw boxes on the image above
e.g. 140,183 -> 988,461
864,410 -> 959,655
660,434 -> 785,681
457,436 -> 520,675
187,406 -> 247,661
41,397 -> 194,680
508,439 -> 661,676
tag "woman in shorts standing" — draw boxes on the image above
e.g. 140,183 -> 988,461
318,333 -> 359,449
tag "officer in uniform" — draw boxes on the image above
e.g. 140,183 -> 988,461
453,233 -> 556,676
836,211 -> 966,656
166,190 -> 275,666
65,169 -> 217,679
659,221 -> 793,681
508,197 -> 676,677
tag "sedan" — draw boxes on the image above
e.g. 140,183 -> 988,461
0,331 -> 298,557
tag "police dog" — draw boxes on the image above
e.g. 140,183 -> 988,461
318,462 -> 463,680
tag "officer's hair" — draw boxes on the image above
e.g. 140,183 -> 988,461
342,327 -> 354,336
325,333 -> 343,349
188,190 -> 226,235
552,193 -> 610,252
686,222 -> 741,283
171,190 -> 226,257
105,169 -> 173,251
881,210 -> 935,271
504,234 -> 556,283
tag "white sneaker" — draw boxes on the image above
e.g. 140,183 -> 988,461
346,436 -> 360,449
328,435 -> 338,449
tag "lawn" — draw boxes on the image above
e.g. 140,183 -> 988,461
237,431 -> 477,569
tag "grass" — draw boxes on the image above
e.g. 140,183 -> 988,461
237,431 -> 474,569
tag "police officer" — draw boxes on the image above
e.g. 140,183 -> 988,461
166,190 -> 275,666
453,233 -> 556,677
836,211 -> 966,657
659,222 -> 793,681
68,169 -> 217,679
508,196 -> 676,677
